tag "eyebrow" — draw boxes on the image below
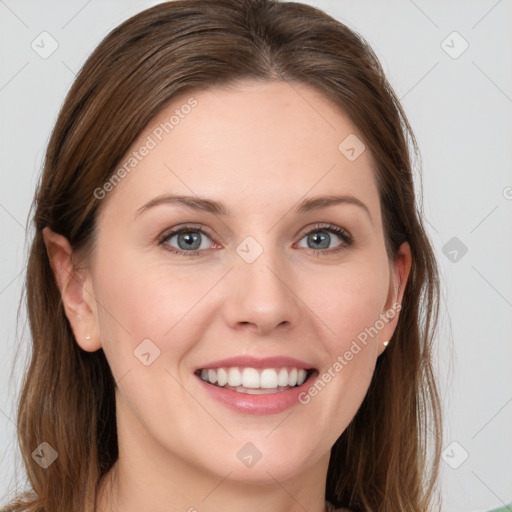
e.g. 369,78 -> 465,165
135,193 -> 372,223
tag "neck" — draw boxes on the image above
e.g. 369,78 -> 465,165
95,402 -> 331,512
96,460 -> 331,512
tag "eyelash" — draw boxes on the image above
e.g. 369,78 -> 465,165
158,223 -> 353,258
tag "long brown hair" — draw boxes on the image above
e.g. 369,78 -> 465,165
5,1 -> 442,510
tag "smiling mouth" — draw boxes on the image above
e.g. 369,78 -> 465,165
194,366 -> 317,394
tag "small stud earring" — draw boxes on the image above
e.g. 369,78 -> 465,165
382,340 -> 389,347
85,334 -> 91,340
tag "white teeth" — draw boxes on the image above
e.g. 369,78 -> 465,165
278,368 -> 289,386
242,368 -> 260,388
198,367 -> 311,389
217,367 -> 228,386
208,369 -> 217,384
260,368 -> 278,388
228,367 -> 242,387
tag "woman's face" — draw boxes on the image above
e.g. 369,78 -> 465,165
69,80 -> 410,485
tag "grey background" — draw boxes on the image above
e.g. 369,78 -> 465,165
1,1 -> 511,510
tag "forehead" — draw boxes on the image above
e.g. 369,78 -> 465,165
97,79 -> 380,223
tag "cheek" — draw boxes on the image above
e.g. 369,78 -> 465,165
290,260 -> 391,440
307,259 -> 390,348
309,261 -> 388,389
91,246 -> 212,374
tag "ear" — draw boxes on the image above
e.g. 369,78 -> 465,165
42,227 -> 101,352
377,241 -> 412,356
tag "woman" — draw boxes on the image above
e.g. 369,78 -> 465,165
4,0 -> 443,510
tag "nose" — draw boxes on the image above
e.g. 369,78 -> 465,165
223,245 -> 301,336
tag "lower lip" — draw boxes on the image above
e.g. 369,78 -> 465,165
196,372 -> 318,415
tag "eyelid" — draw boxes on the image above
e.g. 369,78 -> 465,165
157,224 -> 217,248
296,223 -> 352,242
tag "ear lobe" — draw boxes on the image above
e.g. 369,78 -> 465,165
42,227 -> 101,352
377,241 -> 412,355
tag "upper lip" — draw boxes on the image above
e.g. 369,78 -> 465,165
195,355 -> 316,371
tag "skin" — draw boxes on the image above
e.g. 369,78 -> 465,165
43,79 -> 411,512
